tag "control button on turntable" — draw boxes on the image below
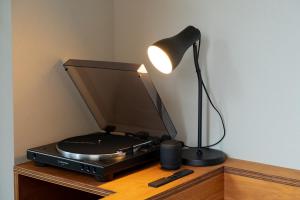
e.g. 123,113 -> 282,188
80,164 -> 84,171
85,166 -> 90,173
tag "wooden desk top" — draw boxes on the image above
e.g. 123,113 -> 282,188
14,158 -> 300,200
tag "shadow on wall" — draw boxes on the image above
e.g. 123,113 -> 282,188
199,37 -> 242,148
14,60 -> 99,164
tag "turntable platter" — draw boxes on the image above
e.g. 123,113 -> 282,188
56,133 -> 148,161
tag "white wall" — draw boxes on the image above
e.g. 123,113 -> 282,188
0,0 -> 14,199
113,0 -> 300,169
13,0 -> 113,162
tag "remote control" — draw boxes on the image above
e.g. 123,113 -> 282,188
148,169 -> 194,188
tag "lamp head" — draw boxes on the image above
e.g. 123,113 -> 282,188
148,26 -> 201,74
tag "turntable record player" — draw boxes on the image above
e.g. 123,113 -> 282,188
27,59 -> 177,181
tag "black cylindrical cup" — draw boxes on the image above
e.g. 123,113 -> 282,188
160,140 -> 182,170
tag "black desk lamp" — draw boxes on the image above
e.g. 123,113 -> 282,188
147,26 -> 226,166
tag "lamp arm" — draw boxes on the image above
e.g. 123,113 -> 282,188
192,37 -> 226,150
193,41 -> 203,149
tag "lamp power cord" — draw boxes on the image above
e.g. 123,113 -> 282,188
191,39 -> 226,148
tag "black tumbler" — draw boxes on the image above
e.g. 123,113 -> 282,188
160,140 -> 182,170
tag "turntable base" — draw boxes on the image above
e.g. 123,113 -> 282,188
27,132 -> 161,181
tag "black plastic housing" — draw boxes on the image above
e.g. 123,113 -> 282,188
152,26 -> 200,69
160,140 -> 182,170
27,140 -> 160,181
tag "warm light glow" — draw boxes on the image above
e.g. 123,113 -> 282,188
137,64 -> 148,73
147,45 -> 173,74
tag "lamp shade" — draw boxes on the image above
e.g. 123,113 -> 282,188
148,26 -> 201,74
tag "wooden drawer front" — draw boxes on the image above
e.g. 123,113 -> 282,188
164,174 -> 224,200
224,173 -> 300,200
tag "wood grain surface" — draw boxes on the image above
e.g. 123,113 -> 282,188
162,174 -> 224,200
225,173 -> 300,200
14,158 -> 300,200
99,163 -> 223,200
225,158 -> 300,186
14,162 -> 113,197
148,168 -> 223,200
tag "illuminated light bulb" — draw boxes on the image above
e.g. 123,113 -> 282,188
147,46 -> 173,74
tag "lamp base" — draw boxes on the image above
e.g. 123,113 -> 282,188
182,147 -> 226,166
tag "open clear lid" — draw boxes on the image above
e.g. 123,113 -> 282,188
63,59 -> 177,138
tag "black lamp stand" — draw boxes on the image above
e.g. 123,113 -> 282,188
181,41 -> 226,166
